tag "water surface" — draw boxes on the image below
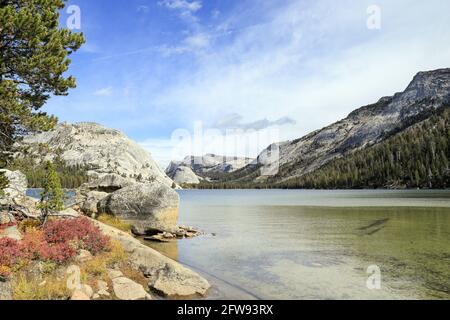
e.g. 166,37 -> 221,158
146,190 -> 450,300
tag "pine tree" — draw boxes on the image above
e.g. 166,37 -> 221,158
39,161 -> 64,214
0,0 -> 85,192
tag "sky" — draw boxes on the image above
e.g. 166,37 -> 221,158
45,0 -> 450,168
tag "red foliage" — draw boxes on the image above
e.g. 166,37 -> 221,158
0,238 -> 24,267
41,242 -> 77,264
43,217 -> 109,255
0,217 -> 109,274
20,228 -> 48,260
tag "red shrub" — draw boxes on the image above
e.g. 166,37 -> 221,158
0,238 -> 24,267
0,218 -> 109,273
43,217 -> 109,254
41,242 -> 77,264
20,228 -> 47,260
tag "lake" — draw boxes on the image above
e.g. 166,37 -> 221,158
145,190 -> 450,300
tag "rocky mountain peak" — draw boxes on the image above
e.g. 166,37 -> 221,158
389,68 -> 450,114
20,122 -> 174,187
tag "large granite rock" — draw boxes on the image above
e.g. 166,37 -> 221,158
93,219 -> 210,297
111,276 -> 152,300
20,122 -> 174,188
81,191 -> 109,215
83,173 -> 135,192
0,170 -> 27,199
97,181 -> 180,234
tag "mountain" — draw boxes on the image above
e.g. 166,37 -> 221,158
19,122 -> 174,188
278,108 -> 450,189
166,154 -> 254,185
197,68 -> 450,188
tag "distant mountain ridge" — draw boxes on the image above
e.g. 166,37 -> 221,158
194,68 -> 450,187
166,154 -> 254,185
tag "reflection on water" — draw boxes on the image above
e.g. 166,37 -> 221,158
146,241 -> 179,261
138,190 -> 450,300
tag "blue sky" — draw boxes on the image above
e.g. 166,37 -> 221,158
46,0 -> 450,167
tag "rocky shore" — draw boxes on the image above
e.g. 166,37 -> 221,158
0,167 -> 210,300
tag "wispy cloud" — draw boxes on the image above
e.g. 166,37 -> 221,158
94,87 -> 113,96
214,113 -> 296,131
159,33 -> 210,56
158,0 -> 202,12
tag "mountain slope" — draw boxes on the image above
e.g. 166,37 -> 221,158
277,106 -> 450,189
195,68 -> 450,188
19,122 -> 174,187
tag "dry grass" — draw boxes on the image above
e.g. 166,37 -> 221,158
120,265 -> 148,288
97,215 -> 133,233
13,273 -> 70,300
80,240 -> 128,283
18,219 -> 41,233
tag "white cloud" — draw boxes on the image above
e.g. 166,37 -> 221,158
158,0 -> 202,13
214,113 -> 296,131
159,33 -> 210,56
94,87 -> 113,96
152,0 -> 450,148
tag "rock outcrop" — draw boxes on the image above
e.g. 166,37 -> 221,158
19,122 -> 183,232
20,122 -> 174,188
93,219 -> 210,297
0,170 -> 27,200
97,181 -> 180,234
170,166 -> 201,185
111,275 -> 152,300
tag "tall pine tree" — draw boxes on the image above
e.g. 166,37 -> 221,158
39,161 -> 64,213
0,0 -> 85,191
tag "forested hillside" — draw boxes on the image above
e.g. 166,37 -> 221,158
277,106 -> 450,189
9,155 -> 88,189
191,106 -> 450,189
